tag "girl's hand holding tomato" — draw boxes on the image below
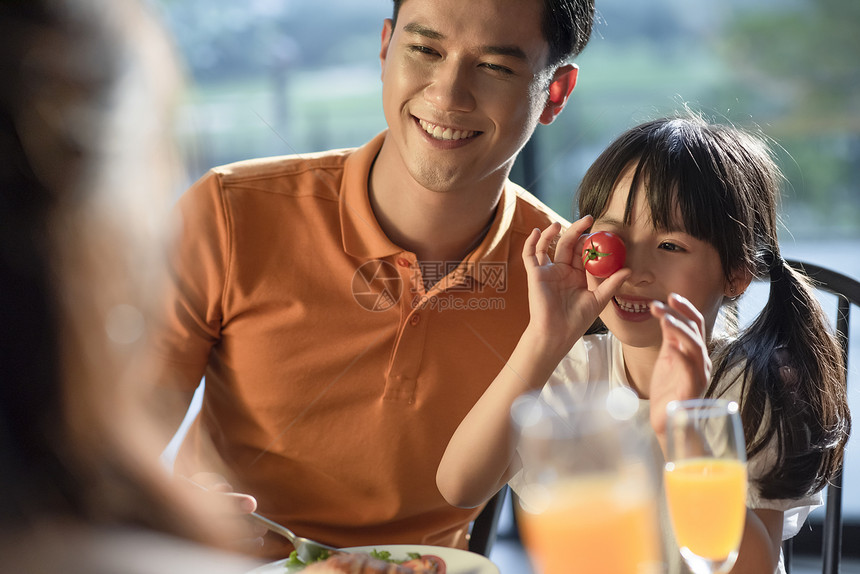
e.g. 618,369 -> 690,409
522,217 -> 630,354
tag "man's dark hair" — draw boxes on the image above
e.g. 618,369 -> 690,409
391,0 -> 595,68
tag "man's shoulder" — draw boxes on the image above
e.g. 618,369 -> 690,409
507,181 -> 570,230
209,147 -> 356,185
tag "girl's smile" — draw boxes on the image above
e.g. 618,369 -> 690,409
611,295 -> 652,322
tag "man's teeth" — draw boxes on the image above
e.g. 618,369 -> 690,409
616,298 -> 650,313
419,119 -> 476,141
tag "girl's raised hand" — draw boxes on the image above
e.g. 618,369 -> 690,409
648,293 -> 712,443
522,217 -> 630,353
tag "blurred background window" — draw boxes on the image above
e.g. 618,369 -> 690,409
152,0 -> 859,519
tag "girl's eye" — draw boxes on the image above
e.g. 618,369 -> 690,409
658,241 -> 684,252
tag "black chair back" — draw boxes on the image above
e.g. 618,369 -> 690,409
781,260 -> 859,574
468,485 -> 509,557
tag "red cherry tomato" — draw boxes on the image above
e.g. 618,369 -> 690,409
581,231 -> 626,278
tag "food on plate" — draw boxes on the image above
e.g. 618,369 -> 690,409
301,551 -> 445,573
285,550 -> 334,568
369,550 -> 413,562
400,555 -> 445,573
581,231 -> 626,278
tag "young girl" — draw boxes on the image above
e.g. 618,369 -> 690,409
437,115 -> 850,573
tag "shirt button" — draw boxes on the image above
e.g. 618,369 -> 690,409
396,257 -> 411,268
410,314 -> 421,326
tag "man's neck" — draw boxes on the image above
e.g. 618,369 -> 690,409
368,143 -> 507,264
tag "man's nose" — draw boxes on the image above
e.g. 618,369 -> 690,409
424,60 -> 476,113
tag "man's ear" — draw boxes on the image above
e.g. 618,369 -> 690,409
539,64 -> 578,125
380,19 -> 394,80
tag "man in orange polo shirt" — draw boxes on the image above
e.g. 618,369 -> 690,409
156,0 -> 595,560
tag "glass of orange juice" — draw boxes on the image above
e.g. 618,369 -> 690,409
511,387 -> 663,574
663,399 -> 747,574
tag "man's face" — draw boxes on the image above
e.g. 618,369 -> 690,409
378,0 -> 554,193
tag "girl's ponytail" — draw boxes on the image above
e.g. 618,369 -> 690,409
712,248 -> 850,500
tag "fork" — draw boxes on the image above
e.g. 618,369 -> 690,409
180,476 -> 339,563
248,512 -> 340,563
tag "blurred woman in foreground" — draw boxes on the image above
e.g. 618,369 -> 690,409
0,0 -> 261,571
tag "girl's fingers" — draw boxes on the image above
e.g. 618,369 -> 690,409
569,214 -> 594,236
522,227 -> 542,269
652,297 -> 703,342
556,215 -> 593,266
554,228 -> 577,266
666,293 -> 707,341
662,312 -> 697,348
661,312 -> 702,359
524,217 -> 594,270
534,222 -> 562,266
591,267 -> 632,308
523,223 -> 561,269
652,302 -> 699,354
658,311 -> 712,379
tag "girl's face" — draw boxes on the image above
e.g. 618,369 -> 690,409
588,165 -> 734,350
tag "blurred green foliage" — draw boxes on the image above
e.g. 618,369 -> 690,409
720,0 -> 860,234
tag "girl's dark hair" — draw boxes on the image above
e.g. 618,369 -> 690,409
577,114 -> 850,500
391,0 -> 595,68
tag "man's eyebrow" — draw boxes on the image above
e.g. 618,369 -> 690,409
401,22 -> 528,60
402,22 -> 443,40
484,45 -> 528,60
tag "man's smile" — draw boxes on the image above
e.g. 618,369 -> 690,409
417,118 -> 479,141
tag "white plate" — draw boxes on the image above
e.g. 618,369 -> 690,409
249,544 -> 500,574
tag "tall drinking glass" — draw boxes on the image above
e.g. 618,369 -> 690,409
663,399 -> 747,574
511,388 -> 663,574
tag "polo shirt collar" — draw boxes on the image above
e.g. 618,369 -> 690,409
340,130 -> 516,274
340,132 -> 402,260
